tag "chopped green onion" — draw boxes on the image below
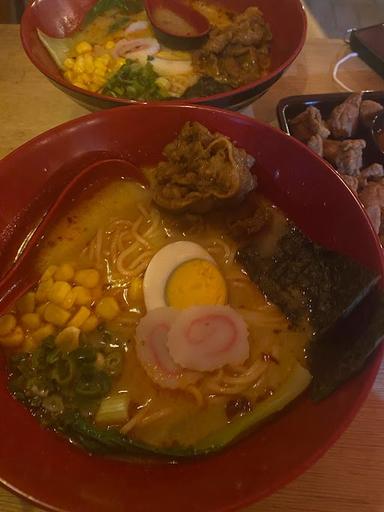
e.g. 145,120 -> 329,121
51,357 -> 75,386
104,351 -> 123,376
75,372 -> 111,398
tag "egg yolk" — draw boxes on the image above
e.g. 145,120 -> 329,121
165,259 -> 227,309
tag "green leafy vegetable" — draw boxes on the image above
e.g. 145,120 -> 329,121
84,0 -> 144,27
102,60 -> 167,101
310,288 -> 384,400
237,225 -> 379,334
193,364 -> 311,452
37,29 -> 73,69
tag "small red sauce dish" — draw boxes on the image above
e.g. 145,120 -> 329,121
145,0 -> 210,49
0,104 -> 383,512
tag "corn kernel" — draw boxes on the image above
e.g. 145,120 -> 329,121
99,54 -> 111,65
92,75 -> 107,87
115,57 -> 125,68
68,306 -> 91,328
84,53 -> 95,74
74,269 -> 100,288
32,324 -> 55,344
76,41 -> 92,55
89,83 -> 100,92
54,263 -> 75,282
95,297 -> 120,321
73,286 -> 92,306
55,326 -> 80,352
48,281 -> 72,306
21,313 -> 41,331
61,290 -> 76,310
44,304 -> 71,327
36,278 -> 54,303
0,326 -> 24,348
128,277 -> 143,303
94,66 -> 107,78
81,314 -> 99,332
0,314 -> 16,336
73,81 -> 86,89
41,265 -> 58,282
95,56 -> 106,67
16,292 -> 36,314
36,302 -> 49,317
105,40 -> 115,50
79,72 -> 91,85
21,335 -> 38,353
155,77 -> 170,90
73,55 -> 85,74
64,58 -> 75,69
64,70 -> 75,82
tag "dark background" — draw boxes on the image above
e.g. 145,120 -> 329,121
0,1 -> 28,23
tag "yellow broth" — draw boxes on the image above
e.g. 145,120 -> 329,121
7,180 -> 310,450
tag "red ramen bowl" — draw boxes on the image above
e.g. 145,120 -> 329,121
0,104 -> 383,512
20,0 -> 306,110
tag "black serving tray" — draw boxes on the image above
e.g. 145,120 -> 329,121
276,91 -> 384,168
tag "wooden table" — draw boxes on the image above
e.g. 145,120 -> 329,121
0,24 -> 383,512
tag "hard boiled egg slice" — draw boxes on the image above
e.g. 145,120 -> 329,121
143,241 -> 227,310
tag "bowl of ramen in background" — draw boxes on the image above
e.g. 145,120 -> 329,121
0,104 -> 383,512
20,0 -> 306,110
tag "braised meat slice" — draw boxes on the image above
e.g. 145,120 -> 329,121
289,107 -> 330,143
323,138 -> 366,176
147,122 -> 256,214
359,100 -> 383,128
194,7 -> 272,87
327,93 -> 362,138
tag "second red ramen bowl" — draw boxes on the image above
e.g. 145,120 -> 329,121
20,0 -> 306,110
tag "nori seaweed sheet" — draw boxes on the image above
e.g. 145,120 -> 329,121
237,225 -> 383,400
310,288 -> 384,400
237,226 -> 379,334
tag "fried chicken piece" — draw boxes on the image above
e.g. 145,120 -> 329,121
327,93 -> 362,138
323,138 -> 366,176
289,106 -> 330,143
340,175 -> 359,193
358,163 -> 384,189
359,100 -> 383,128
361,163 -> 384,180
359,180 -> 384,233
307,134 -> 324,157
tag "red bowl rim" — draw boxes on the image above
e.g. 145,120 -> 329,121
20,0 -> 307,106
0,103 -> 382,512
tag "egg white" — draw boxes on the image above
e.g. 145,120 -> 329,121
143,241 -> 214,311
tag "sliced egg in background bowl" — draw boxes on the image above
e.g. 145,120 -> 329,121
143,241 -> 227,310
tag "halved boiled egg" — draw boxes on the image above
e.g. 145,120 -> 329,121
143,241 -> 227,310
